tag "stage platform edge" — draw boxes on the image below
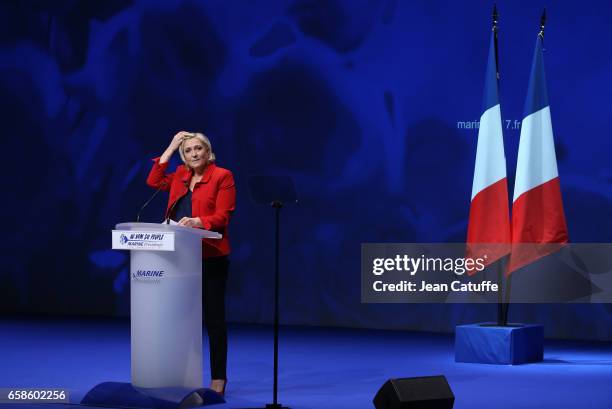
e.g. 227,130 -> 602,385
455,323 -> 544,365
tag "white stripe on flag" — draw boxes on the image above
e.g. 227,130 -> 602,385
513,106 -> 559,202
471,104 -> 507,200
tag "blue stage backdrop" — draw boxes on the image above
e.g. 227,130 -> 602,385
2,0 -> 611,340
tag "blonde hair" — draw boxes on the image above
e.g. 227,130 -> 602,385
179,132 -> 216,167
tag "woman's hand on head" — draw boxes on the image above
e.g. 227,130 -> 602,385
160,131 -> 191,163
169,131 -> 191,151
177,217 -> 203,228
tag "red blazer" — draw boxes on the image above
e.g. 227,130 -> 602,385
146,157 -> 236,258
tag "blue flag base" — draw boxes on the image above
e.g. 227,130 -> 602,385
81,382 -> 225,408
455,323 -> 544,365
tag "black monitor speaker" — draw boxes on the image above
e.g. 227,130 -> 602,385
373,375 -> 454,409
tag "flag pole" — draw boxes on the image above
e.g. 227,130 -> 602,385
539,8 -> 547,40
491,3 -> 508,326
492,4 -> 500,79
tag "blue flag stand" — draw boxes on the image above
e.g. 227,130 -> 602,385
454,258 -> 544,365
455,323 -> 544,365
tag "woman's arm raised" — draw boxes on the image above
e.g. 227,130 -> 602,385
146,131 -> 190,189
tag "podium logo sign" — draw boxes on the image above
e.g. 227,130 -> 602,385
132,269 -> 165,283
112,230 -> 175,251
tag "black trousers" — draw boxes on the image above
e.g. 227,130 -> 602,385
203,256 -> 229,380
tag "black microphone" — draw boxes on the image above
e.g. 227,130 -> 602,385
165,197 -> 180,224
164,179 -> 188,224
136,181 -> 168,222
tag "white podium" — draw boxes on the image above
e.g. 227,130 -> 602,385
81,223 -> 225,409
113,222 -> 221,388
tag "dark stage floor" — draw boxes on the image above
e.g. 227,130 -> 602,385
0,319 -> 611,409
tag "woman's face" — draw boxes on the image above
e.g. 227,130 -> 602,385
183,138 -> 208,170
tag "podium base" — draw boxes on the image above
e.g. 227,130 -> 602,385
455,323 -> 544,365
81,382 -> 225,408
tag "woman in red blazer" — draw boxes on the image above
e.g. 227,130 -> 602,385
147,131 -> 235,395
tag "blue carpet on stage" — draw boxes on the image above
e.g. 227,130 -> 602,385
0,319 -> 611,409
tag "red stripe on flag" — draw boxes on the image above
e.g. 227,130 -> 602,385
508,177 -> 568,274
466,178 -> 511,274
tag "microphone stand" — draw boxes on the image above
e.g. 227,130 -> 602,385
136,182 -> 167,222
242,200 -> 290,409
244,175 -> 297,409
269,200 -> 286,409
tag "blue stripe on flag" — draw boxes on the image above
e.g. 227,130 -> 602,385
523,36 -> 549,117
482,33 -> 499,112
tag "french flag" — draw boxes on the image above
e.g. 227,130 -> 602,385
508,34 -> 568,274
466,31 -> 511,273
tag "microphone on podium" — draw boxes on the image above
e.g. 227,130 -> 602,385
165,178 -> 191,224
165,196 -> 181,225
136,181 -> 168,222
